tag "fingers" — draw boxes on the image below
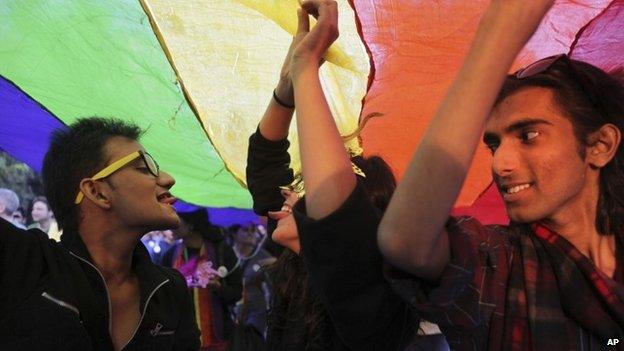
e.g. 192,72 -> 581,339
301,0 -> 337,21
301,0 -> 338,46
290,0 -> 338,73
300,0 -> 319,18
296,8 -> 310,36
300,0 -> 320,18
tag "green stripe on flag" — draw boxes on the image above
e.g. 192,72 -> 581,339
0,0 -> 252,208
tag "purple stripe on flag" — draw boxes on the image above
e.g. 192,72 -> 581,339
174,201 -> 260,227
0,75 -> 67,172
207,207 -> 260,227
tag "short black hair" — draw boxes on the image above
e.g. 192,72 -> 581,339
42,117 -> 143,231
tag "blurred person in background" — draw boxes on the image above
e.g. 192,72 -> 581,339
161,209 -> 242,351
231,224 -> 275,338
12,206 -> 27,227
28,196 -> 61,241
0,188 -> 26,229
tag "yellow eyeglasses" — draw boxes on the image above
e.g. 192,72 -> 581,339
74,150 -> 159,204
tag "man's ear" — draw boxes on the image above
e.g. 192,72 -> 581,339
78,179 -> 112,210
586,123 -> 621,168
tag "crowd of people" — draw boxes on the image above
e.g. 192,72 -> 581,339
1,0 -> 623,350
0,189 -> 60,238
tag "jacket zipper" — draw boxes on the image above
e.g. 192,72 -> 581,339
41,291 -> 80,316
70,251 -> 113,335
121,279 -> 170,350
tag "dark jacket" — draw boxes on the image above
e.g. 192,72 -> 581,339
0,217 -> 201,351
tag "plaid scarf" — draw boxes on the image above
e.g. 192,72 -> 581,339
504,223 -> 624,350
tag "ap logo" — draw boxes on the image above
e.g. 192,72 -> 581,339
607,339 -> 619,346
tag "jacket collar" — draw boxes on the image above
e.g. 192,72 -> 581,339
62,230 -> 170,310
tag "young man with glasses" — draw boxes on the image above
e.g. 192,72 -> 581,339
379,0 -> 624,349
0,117 -> 200,350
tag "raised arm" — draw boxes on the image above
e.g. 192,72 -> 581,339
258,33 -> 298,141
378,0 -> 555,280
290,0 -> 356,220
246,34 -> 304,216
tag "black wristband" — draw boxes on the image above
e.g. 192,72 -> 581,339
273,89 -> 295,109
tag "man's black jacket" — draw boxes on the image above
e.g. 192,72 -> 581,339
0,217 -> 200,350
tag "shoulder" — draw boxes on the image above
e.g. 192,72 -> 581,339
2,217 -> 64,252
152,265 -> 190,303
156,264 -> 186,286
293,181 -> 379,232
447,216 -> 517,246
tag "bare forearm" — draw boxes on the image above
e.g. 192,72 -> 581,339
294,66 -> 356,220
379,1 -> 553,277
258,79 -> 295,141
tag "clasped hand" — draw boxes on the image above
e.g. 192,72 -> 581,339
290,0 -> 338,79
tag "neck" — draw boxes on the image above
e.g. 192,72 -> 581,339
79,220 -> 139,286
542,179 -> 617,277
38,218 -> 52,232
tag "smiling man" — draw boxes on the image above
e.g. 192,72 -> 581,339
0,117 -> 200,350
378,1 -> 624,349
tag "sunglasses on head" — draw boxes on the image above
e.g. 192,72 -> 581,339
514,54 -> 568,79
513,54 -> 600,113
74,150 -> 159,204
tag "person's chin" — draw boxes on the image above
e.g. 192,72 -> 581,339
157,204 -> 180,226
148,214 -> 180,231
163,214 -> 181,229
506,206 -> 542,224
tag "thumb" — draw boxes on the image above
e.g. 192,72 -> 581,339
296,8 -> 309,35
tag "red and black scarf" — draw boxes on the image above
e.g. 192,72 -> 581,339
503,224 -> 624,350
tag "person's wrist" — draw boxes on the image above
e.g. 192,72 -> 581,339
277,75 -> 292,87
273,89 -> 295,109
291,59 -> 319,83
275,78 -> 293,95
274,81 -> 294,108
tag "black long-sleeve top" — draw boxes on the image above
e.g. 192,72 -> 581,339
246,129 -> 416,350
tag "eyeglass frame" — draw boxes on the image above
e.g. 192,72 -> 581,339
74,150 -> 160,204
